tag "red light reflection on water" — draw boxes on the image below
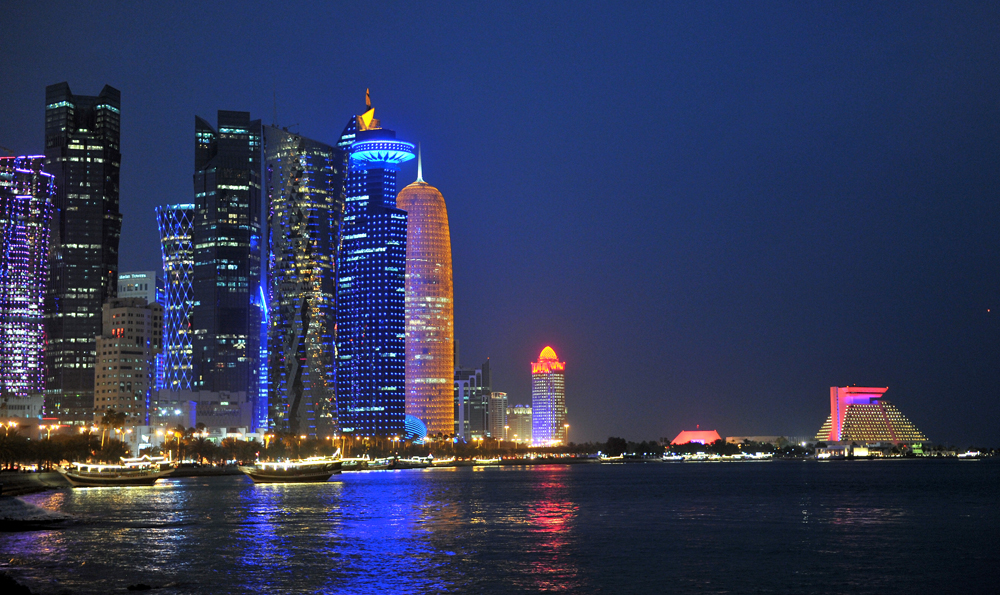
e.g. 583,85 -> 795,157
524,468 -> 583,592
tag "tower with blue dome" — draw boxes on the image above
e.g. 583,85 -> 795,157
335,91 -> 415,437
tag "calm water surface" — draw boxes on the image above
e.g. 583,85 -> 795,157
2,460 -> 997,594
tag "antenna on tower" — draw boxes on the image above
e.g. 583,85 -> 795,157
416,143 -> 423,182
272,88 -> 277,127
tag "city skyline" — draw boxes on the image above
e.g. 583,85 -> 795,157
2,3 -> 998,444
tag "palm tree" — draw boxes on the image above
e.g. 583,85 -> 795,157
99,409 -> 127,447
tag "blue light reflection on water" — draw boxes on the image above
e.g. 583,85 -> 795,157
2,461 -> 998,594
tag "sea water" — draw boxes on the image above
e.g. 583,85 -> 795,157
2,460 -> 997,594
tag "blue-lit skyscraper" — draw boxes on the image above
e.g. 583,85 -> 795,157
263,126 -> 345,436
0,156 -> 55,401
192,112 -> 262,419
155,204 -> 194,391
336,93 -> 414,437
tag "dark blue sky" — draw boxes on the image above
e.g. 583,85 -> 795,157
3,2 -> 998,445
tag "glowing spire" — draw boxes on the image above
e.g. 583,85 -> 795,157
416,143 -> 424,182
358,88 -> 379,131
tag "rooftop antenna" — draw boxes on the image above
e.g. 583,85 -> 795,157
416,143 -> 424,182
272,89 -> 277,127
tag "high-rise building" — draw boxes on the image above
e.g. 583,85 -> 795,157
117,271 -> 165,390
0,156 -> 56,402
507,404 -> 532,444
531,346 -> 566,446
489,391 -> 508,439
155,204 -> 195,391
396,150 -> 454,436
118,271 -> 163,305
93,298 -> 163,425
335,93 -> 414,437
815,386 -> 927,444
454,359 -> 490,441
44,82 -> 122,424
263,126 -> 345,436
192,112 -> 262,419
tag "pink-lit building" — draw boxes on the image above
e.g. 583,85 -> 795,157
671,429 -> 722,445
815,386 -> 926,444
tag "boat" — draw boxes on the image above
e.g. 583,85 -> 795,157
239,454 -> 343,483
57,455 -> 175,487
366,457 -> 396,470
340,456 -> 370,471
430,456 -> 456,467
473,457 -> 501,465
396,456 -> 431,469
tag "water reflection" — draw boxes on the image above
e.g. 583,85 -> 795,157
523,467 -> 583,592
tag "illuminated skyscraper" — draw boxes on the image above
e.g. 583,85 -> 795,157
0,156 -> 55,401
192,112 -> 262,416
815,386 -> 927,444
44,82 -> 122,424
336,92 -> 414,436
263,126 -> 345,436
396,151 -> 454,436
156,204 -> 195,391
531,346 -> 567,445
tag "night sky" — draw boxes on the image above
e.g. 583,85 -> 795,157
2,2 -> 998,445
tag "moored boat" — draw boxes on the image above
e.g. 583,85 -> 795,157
239,455 -> 343,483
57,455 -> 174,487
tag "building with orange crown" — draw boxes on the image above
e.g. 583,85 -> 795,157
531,346 -> 567,445
396,149 -> 454,436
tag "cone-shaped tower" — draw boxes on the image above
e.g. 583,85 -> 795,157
396,152 -> 454,436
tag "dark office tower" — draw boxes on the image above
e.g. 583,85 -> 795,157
336,92 -> 414,437
192,112 -> 262,413
454,359 -> 491,441
43,83 -> 122,424
263,126 -> 345,436
156,204 -> 195,391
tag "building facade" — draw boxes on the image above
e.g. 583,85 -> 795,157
44,82 -> 122,424
531,346 -> 566,446
0,156 -> 56,403
117,271 -> 163,305
815,386 -> 927,444
454,359 -> 491,441
335,95 -> 414,437
396,151 -> 454,436
488,391 -> 508,439
263,126 -> 345,437
507,404 -> 532,444
93,298 -> 163,425
156,204 -> 195,392
192,112 -> 262,422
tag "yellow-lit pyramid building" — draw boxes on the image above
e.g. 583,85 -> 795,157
815,386 -> 927,444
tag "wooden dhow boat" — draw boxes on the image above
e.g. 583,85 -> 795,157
57,455 -> 174,487
239,454 -> 343,483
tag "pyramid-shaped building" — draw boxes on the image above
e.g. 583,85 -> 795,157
815,387 -> 927,444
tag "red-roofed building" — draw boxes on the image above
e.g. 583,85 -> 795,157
671,430 -> 722,445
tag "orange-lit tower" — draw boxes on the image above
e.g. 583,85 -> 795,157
531,346 -> 566,445
396,149 -> 454,435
